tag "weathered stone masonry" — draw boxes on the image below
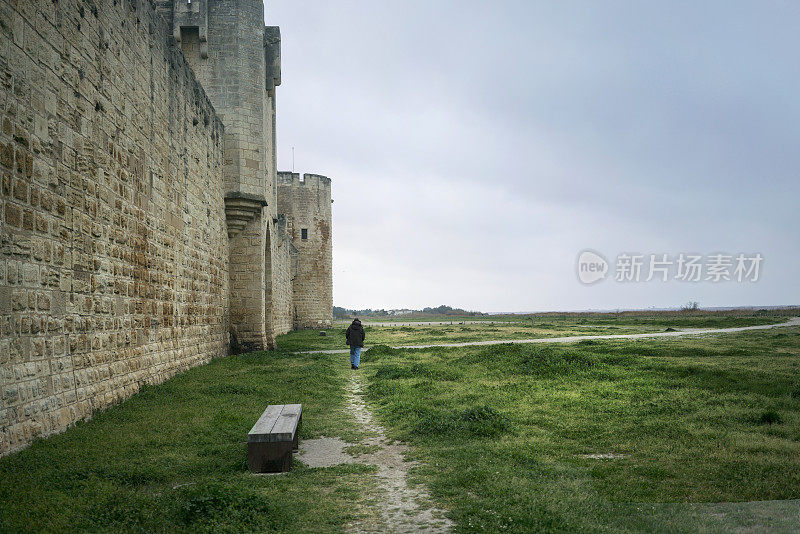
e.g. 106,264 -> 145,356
0,0 -> 333,456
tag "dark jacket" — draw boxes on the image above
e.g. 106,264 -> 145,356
345,319 -> 365,348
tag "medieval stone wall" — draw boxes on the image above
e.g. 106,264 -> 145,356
0,0 -> 334,457
271,216 -> 295,335
0,0 -> 228,455
277,172 -> 332,328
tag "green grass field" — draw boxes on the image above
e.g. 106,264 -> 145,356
0,351 -> 381,533
284,309 -> 793,352
275,322 -> 662,352
362,327 -> 800,531
2,311 -> 799,532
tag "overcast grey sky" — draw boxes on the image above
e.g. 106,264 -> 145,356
267,1 -> 800,312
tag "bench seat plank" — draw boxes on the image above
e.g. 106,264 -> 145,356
248,404 -> 283,439
269,405 -> 302,442
282,403 -> 302,416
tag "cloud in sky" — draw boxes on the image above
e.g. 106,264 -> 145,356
267,1 -> 800,312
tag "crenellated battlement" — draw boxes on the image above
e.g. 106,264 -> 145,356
278,172 -> 332,188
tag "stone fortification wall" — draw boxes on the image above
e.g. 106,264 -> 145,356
0,0 -> 228,455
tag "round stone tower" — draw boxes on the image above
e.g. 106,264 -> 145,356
277,172 -> 333,328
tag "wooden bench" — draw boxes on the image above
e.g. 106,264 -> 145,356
247,404 -> 302,473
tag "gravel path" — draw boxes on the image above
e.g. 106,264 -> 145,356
303,317 -> 800,354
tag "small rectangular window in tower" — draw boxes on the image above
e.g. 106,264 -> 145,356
301,228 -> 308,240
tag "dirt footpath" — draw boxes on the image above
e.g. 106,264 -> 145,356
298,374 -> 452,533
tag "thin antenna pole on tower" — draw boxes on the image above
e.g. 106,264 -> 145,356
292,147 -> 295,172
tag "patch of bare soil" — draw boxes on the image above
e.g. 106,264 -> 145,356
298,437 -> 359,468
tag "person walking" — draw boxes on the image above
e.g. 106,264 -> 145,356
346,318 -> 366,369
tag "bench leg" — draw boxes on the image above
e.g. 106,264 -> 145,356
292,415 -> 301,452
248,441 -> 293,473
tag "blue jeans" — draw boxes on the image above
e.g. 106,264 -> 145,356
350,346 -> 362,368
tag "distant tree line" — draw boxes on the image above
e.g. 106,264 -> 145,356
333,305 -> 485,319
